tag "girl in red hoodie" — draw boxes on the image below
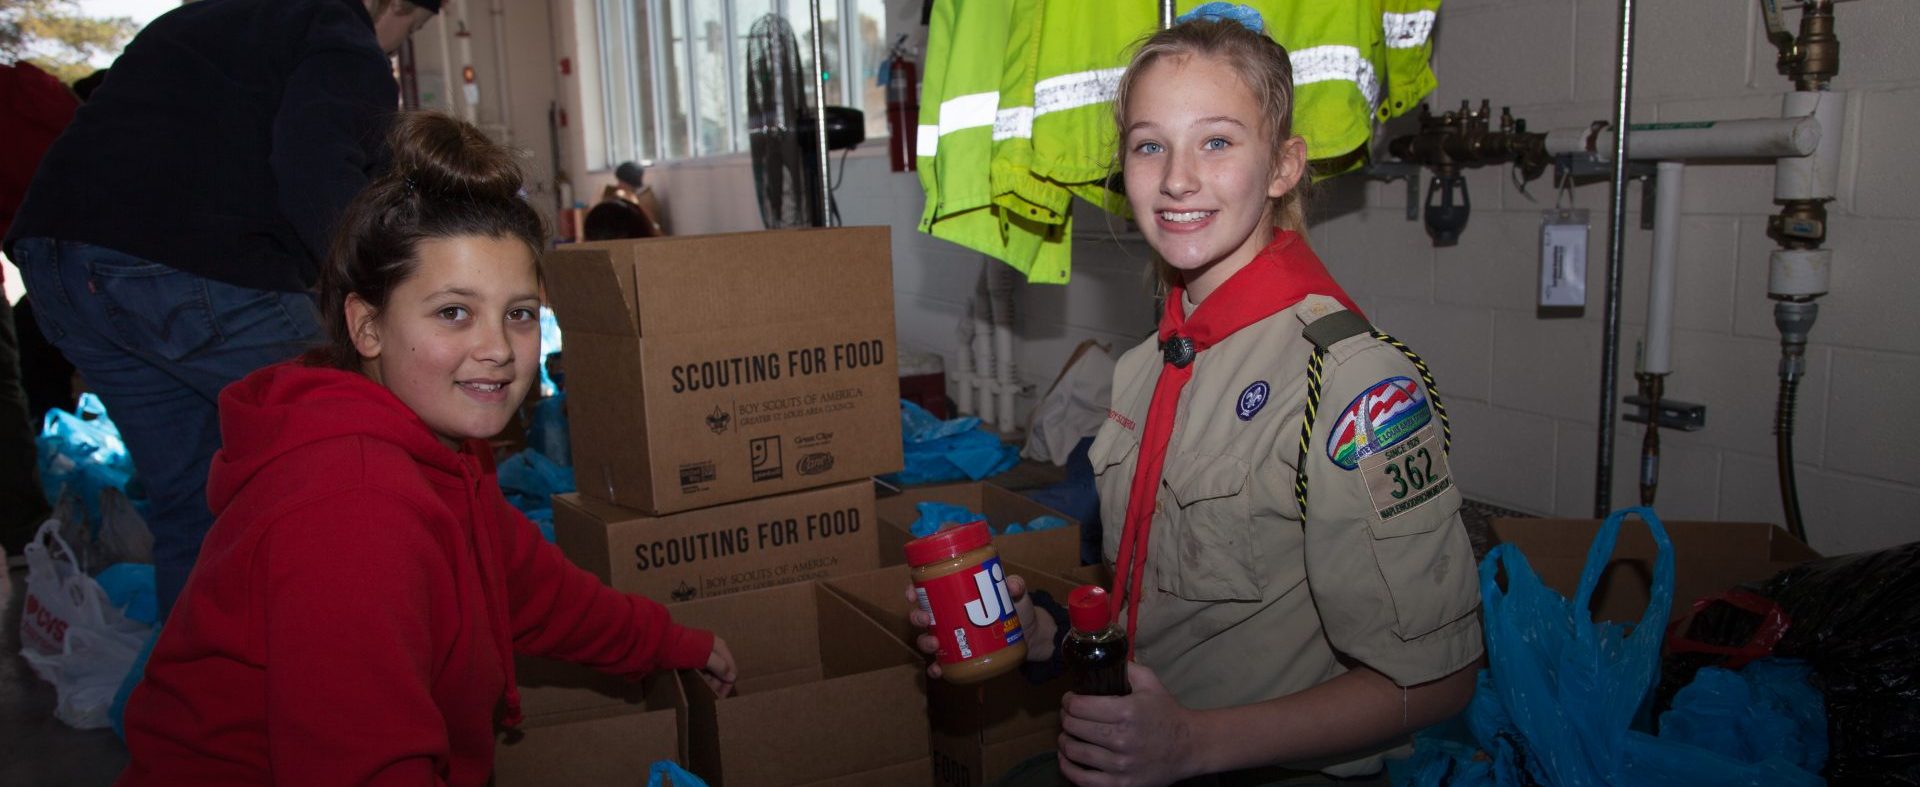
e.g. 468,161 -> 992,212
118,112 -> 737,786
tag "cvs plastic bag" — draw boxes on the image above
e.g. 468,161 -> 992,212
18,519 -> 152,729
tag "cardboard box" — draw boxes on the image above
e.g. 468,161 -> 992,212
877,482 -> 1082,576
544,228 -> 904,515
1489,518 -> 1818,623
554,480 -> 883,603
672,581 -> 931,786
513,653 -> 651,719
496,658 -> 684,786
824,563 -> 1080,787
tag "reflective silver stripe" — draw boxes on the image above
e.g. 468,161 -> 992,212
1033,66 -> 1126,116
1383,10 -> 1437,49
918,124 -> 940,156
939,91 -> 1001,134
993,106 -> 1033,141
1291,45 -> 1381,116
985,66 -> 1127,141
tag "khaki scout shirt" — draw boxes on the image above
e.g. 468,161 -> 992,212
1089,294 -> 1483,773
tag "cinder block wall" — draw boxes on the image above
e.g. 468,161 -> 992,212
1325,0 -> 1920,554
640,0 -> 1920,555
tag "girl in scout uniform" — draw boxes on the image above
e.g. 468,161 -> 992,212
915,8 -> 1482,786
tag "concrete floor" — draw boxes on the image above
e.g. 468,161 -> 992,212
1,565 -> 129,787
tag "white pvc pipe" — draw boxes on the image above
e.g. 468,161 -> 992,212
455,0 -> 478,123
969,269 -> 995,423
1776,91 -> 1843,201
489,0 -> 514,143
989,263 -> 1018,429
953,314 -> 977,418
1546,115 -> 1818,161
436,12 -> 456,112
1644,161 -> 1684,376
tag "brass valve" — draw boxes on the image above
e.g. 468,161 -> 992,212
1387,100 -> 1552,246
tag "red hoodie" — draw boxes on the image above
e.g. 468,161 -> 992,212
119,361 -> 713,786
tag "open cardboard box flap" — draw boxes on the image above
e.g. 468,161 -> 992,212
1489,517 -> 1819,623
671,581 -> 929,786
496,661 -> 684,786
878,482 -> 1082,576
546,228 -> 895,340
824,562 -> 1087,786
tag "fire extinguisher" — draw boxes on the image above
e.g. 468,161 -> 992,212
885,37 -> 919,173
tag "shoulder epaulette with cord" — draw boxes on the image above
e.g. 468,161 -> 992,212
1295,311 -> 1452,515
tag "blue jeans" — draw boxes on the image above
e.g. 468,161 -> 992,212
12,238 -> 320,619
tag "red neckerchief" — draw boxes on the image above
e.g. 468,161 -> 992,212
1112,230 -> 1360,656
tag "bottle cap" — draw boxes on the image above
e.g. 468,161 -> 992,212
1067,584 -> 1113,632
903,520 -> 992,566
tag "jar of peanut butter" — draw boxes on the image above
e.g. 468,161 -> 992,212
906,520 -> 1027,684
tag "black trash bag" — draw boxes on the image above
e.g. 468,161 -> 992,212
1663,542 -> 1920,787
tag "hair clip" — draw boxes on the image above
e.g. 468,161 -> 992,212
402,176 -> 418,194
1177,2 -> 1265,34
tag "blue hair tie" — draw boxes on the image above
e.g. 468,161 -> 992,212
1176,2 -> 1265,34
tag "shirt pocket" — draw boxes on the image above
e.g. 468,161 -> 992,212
1156,452 -> 1261,602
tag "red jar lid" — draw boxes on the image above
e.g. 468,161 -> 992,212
904,519 -> 992,567
1068,584 -> 1112,632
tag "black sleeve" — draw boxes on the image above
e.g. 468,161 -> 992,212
270,18 -> 396,274
1019,589 -> 1073,686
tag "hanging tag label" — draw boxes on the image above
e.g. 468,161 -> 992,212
1540,209 -> 1589,309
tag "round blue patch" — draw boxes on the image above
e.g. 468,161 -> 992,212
1236,381 -> 1270,421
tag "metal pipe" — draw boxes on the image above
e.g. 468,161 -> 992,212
1594,0 -> 1638,517
807,0 -> 831,226
1161,0 -> 1175,29
1637,372 -> 1663,505
1645,161 -> 1684,376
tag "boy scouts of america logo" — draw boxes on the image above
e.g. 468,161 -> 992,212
1236,381 -> 1270,421
1327,376 -> 1430,470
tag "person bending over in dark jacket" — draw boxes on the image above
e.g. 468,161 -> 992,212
6,0 -> 437,618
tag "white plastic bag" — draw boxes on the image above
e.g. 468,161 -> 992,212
18,519 -> 151,729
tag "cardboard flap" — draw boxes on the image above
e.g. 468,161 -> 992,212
816,583 -> 921,679
543,246 -> 638,335
624,227 -> 893,336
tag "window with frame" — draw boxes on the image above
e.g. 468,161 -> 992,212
596,0 -> 890,167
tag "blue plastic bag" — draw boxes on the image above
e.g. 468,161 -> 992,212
526,392 -> 571,467
645,760 -> 707,787
96,563 -> 157,625
538,307 -> 564,396
1452,507 -> 1824,787
908,501 -> 981,538
36,393 -> 140,527
109,624 -> 159,740
884,401 -> 1020,486
497,450 -> 574,542
1658,659 -> 1826,774
1024,515 -> 1068,531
